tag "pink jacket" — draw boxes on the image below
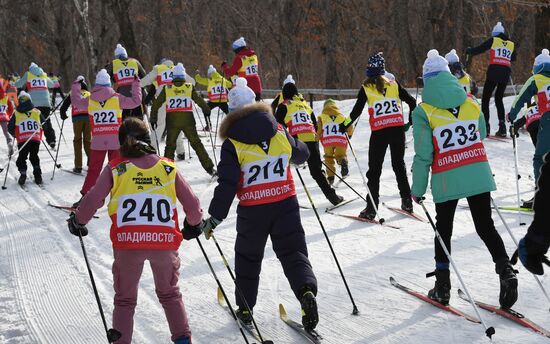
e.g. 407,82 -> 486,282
71,78 -> 142,150
75,154 -> 204,227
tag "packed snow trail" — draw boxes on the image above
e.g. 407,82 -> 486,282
0,97 -> 548,343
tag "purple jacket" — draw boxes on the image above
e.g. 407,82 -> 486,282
71,78 -> 142,150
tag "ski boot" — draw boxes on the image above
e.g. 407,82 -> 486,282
427,269 -> 451,305
359,198 -> 377,220
327,176 -> 335,185
176,153 -> 186,161
34,173 -> 43,185
327,192 -> 344,206
207,168 -> 218,177
72,197 -> 82,209
495,121 -> 507,137
496,259 -> 518,309
18,173 -> 27,186
521,196 -> 534,209
235,307 -> 253,326
174,336 -> 191,344
73,167 -> 83,174
401,196 -> 413,213
299,285 -> 318,332
341,160 -> 349,178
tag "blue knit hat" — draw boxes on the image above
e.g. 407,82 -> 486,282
366,52 -> 385,77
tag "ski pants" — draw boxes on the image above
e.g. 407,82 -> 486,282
366,127 -> 410,206
234,196 -> 317,309
482,79 -> 507,127
112,249 -> 191,344
434,192 -> 509,266
207,101 -> 229,131
16,140 -> 41,177
322,144 -> 347,177
149,105 -> 186,156
51,88 -> 64,107
80,149 -> 120,195
306,141 -> 338,201
534,112 -> 550,182
72,120 -> 91,169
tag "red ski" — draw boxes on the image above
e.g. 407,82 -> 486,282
326,210 -> 400,229
48,202 -> 99,219
382,203 -> 427,222
390,277 -> 480,323
457,289 -> 550,338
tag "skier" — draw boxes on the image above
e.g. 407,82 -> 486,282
70,69 -> 142,206
50,73 -> 64,107
141,58 -> 193,160
339,52 -> 416,218
411,49 -> 517,308
194,64 -> 232,131
0,86 -> 14,156
222,37 -> 262,100
5,75 -> 19,106
150,63 -> 216,175
466,21 -> 516,137
317,99 -> 353,185
511,96 -> 540,145
68,117 -> 204,344
507,48 -> 550,209
7,91 -> 56,185
274,79 -> 344,205
445,49 -> 478,97
60,75 -> 91,173
106,43 -> 147,120
202,79 -> 319,332
271,74 -> 295,114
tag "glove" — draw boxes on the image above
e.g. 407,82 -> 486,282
465,47 -> 472,55
60,111 -> 68,121
338,123 -> 349,134
415,77 -> 424,88
182,218 -> 203,240
411,195 -> 424,204
506,112 -> 512,123
200,216 -> 222,240
49,142 -> 56,149
150,121 -> 157,130
511,237 -> 550,275
403,122 -> 411,132
67,212 -> 88,237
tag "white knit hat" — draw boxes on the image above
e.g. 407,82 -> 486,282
18,91 -> 32,101
95,69 -> 111,86
423,49 -> 450,79
445,49 -> 460,64
232,37 -> 247,50
228,77 -> 256,112
534,49 -> 550,67
384,71 -> 396,81
173,63 -> 186,80
29,62 -> 38,69
207,65 -> 216,76
283,74 -> 295,86
492,22 -> 505,36
114,43 -> 128,58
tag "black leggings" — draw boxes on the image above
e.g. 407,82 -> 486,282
434,192 -> 509,265
481,79 -> 507,125
306,141 -> 337,200
16,141 -> 41,175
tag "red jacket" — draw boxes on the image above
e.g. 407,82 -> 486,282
223,47 -> 263,95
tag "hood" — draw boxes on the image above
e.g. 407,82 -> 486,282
210,71 -> 226,82
237,47 -> 256,57
17,99 -> 34,113
495,33 -> 510,41
322,103 -> 343,117
422,71 -> 467,109
90,85 -> 116,102
162,60 -> 174,68
219,103 -> 277,144
30,65 -> 44,76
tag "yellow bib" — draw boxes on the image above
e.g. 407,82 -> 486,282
14,109 -> 42,143
490,37 -> 514,67
113,58 -> 138,86
363,81 -> 404,131
26,71 -> 48,90
458,74 -> 472,94
207,75 -> 230,102
284,96 -> 316,142
238,55 -> 259,77
319,113 -> 347,148
155,64 -> 174,87
88,96 -> 122,136
0,97 -> 8,121
165,83 -> 193,112
534,74 -> 550,114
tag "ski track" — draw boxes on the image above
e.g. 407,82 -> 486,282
0,97 -> 548,343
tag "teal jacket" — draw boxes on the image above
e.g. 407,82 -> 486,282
14,65 -> 54,108
411,71 -> 496,203
509,64 -> 550,121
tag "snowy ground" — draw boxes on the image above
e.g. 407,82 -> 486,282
0,95 -> 547,344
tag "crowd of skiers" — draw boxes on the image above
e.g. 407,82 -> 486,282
1,21 -> 550,344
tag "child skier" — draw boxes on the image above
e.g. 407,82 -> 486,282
69,117 -> 204,344
202,79 -> 319,332
222,37 -> 262,100
445,49 -> 478,97
60,76 -> 91,173
70,69 -> 141,206
194,65 -> 232,131
508,48 -> 550,208
275,79 -> 344,205
340,52 -> 416,218
411,49 -> 517,308
271,74 -> 294,114
150,63 -> 216,175
466,21 -> 516,137
8,91 -> 56,185
317,99 -> 353,184
0,86 -> 14,156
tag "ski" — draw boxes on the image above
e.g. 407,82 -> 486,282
325,196 -> 360,212
487,135 -> 511,142
325,210 -> 400,229
497,206 -> 533,213
457,289 -> 550,338
332,175 -> 349,188
382,203 -> 427,222
61,168 -> 86,176
390,277 -> 480,323
216,288 -> 273,344
48,202 -> 99,218
279,303 -> 322,344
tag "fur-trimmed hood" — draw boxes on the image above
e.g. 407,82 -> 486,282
219,102 -> 277,144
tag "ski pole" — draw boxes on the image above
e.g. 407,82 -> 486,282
41,139 -> 62,168
195,237 -> 251,344
295,167 -> 359,315
210,233 -> 269,343
1,154 -> 12,190
51,119 -> 65,180
193,102 -> 218,166
508,76 -> 525,226
321,161 -> 367,202
345,134 -> 385,223
419,200 -> 495,339
76,230 -> 122,343
214,71 -> 227,148
192,100 -> 206,131
491,197 -> 550,310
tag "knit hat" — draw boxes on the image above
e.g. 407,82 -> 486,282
283,74 -> 295,86
29,62 -> 38,70
207,65 -> 216,76
173,63 -> 186,80
95,69 -> 111,87
366,52 -> 385,77
228,77 -> 256,112
18,91 -> 32,102
492,22 -> 505,37
114,43 -> 128,59
445,49 -> 460,64
232,37 -> 247,50
422,49 -> 450,80
534,49 -> 550,74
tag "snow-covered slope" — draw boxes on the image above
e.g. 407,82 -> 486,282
0,96 -> 546,344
